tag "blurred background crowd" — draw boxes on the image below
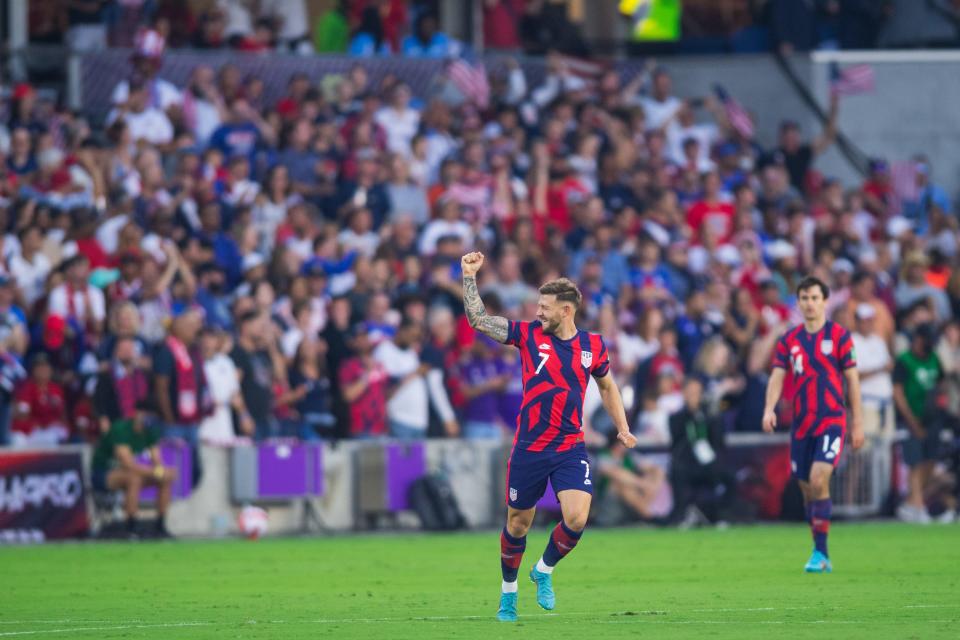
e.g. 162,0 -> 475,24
0,0 -> 959,528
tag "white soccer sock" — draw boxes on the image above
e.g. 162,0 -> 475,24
502,580 -> 518,593
536,558 -> 554,574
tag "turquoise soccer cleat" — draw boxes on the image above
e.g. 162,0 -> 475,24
496,591 -> 518,622
804,550 -> 833,573
529,567 -> 556,610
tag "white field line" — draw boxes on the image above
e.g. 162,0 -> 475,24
0,603 -> 955,635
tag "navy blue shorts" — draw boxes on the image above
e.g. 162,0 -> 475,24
505,446 -> 593,510
791,425 -> 845,482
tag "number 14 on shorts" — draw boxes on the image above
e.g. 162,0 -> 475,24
823,434 -> 842,460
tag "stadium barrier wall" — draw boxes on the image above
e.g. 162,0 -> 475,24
1,434 -> 903,541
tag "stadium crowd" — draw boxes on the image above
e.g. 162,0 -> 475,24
3,7 -> 960,527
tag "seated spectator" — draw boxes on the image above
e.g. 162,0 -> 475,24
90,399 -> 177,539
593,431 -> 666,522
10,354 -> 67,447
669,377 -> 735,526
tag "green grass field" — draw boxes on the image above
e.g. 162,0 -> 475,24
3,523 -> 958,639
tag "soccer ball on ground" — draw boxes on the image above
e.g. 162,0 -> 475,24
237,505 -> 269,540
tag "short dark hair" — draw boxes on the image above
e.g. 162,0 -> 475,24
796,276 -> 830,299
539,278 -> 583,309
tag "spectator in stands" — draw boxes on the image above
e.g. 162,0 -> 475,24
10,354 -> 68,447
374,319 -> 430,439
259,0 -> 311,53
458,334 -> 511,440
283,338 -> 336,440
90,399 -> 177,539
852,303 -> 895,444
230,310 -> 280,440
349,3 -> 392,56
339,323 -> 389,438
93,336 -> 151,434
401,11 -> 457,58
768,95 -> 839,194
895,251 -> 951,322
153,306 -> 208,485
894,324 -> 944,523
198,325 -> 253,445
669,377 -> 735,527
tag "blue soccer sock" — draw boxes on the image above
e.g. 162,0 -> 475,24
541,521 -> 583,568
809,499 -> 831,557
500,528 -> 526,584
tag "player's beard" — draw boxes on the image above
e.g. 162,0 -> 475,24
540,317 -> 560,335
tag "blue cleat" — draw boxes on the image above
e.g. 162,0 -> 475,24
529,567 -> 556,610
804,550 -> 833,573
497,591 -> 518,622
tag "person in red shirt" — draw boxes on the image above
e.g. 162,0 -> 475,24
338,324 -> 389,438
687,171 -> 735,245
861,159 -> 893,217
10,353 -> 68,447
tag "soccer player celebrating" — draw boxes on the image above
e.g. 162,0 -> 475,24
460,251 -> 638,622
763,276 -> 864,573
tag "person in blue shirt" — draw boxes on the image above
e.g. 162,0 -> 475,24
401,12 -> 457,58
208,99 -> 275,169
903,157 -> 951,236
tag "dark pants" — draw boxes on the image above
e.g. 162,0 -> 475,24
670,459 -> 735,523
163,422 -> 202,489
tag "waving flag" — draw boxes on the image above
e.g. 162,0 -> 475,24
830,63 -> 875,96
713,85 -> 754,140
448,59 -> 490,109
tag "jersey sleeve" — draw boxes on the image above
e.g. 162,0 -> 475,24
838,329 -> 857,370
506,320 -> 527,348
592,336 -> 611,379
771,334 -> 790,370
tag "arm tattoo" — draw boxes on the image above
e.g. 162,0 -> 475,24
462,275 -> 510,343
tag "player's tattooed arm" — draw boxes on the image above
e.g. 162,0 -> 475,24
462,275 -> 510,343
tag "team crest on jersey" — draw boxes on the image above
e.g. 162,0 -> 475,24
820,340 -> 833,355
581,351 -> 593,368
509,487 -> 517,502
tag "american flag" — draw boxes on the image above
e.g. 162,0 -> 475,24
890,160 -> 919,215
713,85 -> 754,140
555,54 -> 605,86
830,63 -> 875,96
447,59 -> 490,109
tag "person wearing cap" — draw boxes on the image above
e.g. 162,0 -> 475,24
90,399 -> 177,539
893,324 -> 944,524
895,251 -> 951,323
9,353 -> 68,448
852,303 -> 894,447
338,322 -> 389,438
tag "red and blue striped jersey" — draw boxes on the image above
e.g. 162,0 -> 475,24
506,320 -> 611,453
772,321 -> 857,439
